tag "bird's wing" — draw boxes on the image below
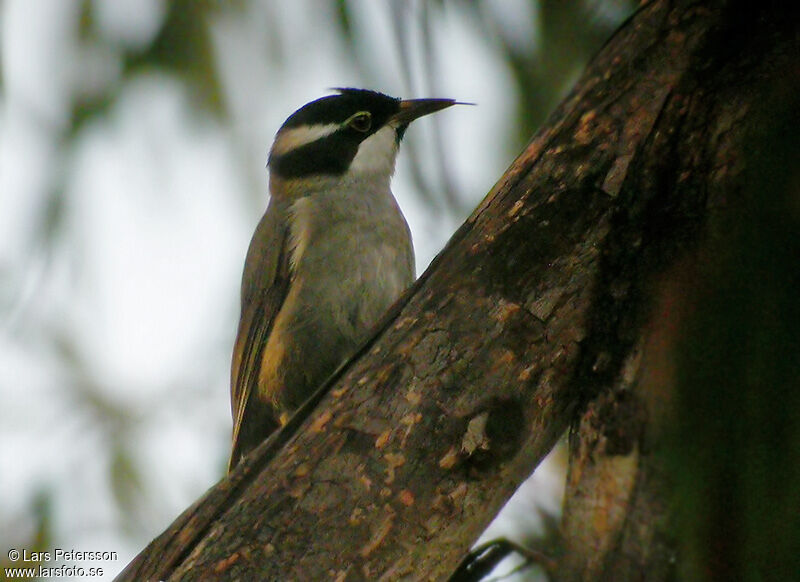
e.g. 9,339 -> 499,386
229,200 -> 293,471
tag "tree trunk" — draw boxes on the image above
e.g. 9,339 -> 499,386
116,1 -> 797,580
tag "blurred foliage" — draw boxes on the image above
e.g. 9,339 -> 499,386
0,490 -> 52,581
121,0 -> 227,115
470,0 -> 628,146
51,329 -> 150,532
71,0 -> 237,136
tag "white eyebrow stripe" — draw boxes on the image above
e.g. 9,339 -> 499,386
270,123 -> 340,156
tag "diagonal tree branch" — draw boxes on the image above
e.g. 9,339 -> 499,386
116,1 -> 795,580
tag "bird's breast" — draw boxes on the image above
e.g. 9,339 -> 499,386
286,187 -> 414,338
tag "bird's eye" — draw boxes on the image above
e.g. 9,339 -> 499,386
348,112 -> 372,132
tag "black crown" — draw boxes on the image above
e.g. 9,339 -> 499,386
280,88 -> 401,131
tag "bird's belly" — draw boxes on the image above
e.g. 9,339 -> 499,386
262,218 -> 412,413
293,229 -> 412,339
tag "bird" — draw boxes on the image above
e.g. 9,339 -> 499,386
228,88 -> 459,471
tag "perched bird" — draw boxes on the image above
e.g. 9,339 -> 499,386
229,88 -> 458,471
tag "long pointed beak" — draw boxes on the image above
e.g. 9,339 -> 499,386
392,98 -> 463,124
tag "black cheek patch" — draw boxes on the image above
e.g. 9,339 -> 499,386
395,123 -> 410,144
270,133 -> 360,178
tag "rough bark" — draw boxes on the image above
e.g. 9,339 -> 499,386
555,3 -> 797,581
116,1 -> 796,580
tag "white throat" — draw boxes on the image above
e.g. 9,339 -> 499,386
347,125 -> 399,178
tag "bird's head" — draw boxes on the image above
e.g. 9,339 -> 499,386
268,88 -> 457,186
